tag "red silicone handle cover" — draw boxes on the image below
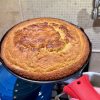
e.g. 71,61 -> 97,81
63,75 -> 100,100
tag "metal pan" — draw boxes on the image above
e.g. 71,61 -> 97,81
0,22 -> 91,84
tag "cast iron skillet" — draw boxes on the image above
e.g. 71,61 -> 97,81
0,23 -> 90,84
0,22 -> 100,100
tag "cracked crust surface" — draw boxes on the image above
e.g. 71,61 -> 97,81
1,18 -> 90,81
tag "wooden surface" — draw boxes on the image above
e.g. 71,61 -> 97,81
0,0 -> 100,72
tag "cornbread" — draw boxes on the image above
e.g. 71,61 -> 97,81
1,18 -> 90,81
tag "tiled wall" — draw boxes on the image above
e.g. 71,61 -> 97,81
0,0 -> 100,72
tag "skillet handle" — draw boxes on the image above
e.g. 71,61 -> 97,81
63,75 -> 100,100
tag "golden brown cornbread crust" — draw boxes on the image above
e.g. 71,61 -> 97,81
1,18 -> 90,81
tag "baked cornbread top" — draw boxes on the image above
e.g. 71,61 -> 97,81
1,18 -> 90,81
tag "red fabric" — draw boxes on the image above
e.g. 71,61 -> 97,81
70,87 -> 100,100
